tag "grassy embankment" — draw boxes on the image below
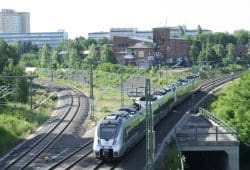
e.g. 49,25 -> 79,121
0,84 -> 57,156
205,68 -> 250,170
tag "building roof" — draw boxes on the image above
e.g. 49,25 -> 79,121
129,36 -> 153,43
128,42 -> 152,49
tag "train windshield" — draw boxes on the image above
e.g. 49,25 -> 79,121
100,124 -> 118,139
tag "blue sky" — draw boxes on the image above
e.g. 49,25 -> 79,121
1,0 -> 250,38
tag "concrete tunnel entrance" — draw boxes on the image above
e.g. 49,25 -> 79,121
183,151 -> 228,170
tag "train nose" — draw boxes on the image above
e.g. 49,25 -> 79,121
101,148 -> 113,158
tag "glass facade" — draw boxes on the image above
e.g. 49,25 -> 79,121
88,27 -> 212,40
0,9 -> 30,33
0,31 -> 68,48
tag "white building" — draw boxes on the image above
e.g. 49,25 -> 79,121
0,9 -> 30,33
0,31 -> 68,48
88,27 -> 212,40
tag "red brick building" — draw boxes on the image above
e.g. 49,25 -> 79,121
112,27 -> 190,66
153,27 -> 189,65
113,36 -> 153,65
127,42 -> 153,67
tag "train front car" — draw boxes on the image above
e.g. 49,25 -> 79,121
93,114 -> 124,159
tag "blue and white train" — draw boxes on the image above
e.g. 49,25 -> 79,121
93,75 -> 200,159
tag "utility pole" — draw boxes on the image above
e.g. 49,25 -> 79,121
89,62 -> 94,119
145,78 -> 155,170
120,68 -> 124,107
50,59 -> 53,81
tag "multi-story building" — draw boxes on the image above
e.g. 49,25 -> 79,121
0,9 -> 30,33
169,26 -> 212,38
110,28 -> 137,38
0,31 -> 68,48
88,31 -> 110,40
153,27 -> 189,65
88,27 -> 212,40
113,27 -> 190,66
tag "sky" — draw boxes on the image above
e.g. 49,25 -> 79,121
0,0 -> 250,39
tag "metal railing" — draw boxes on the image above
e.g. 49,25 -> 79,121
176,126 -> 237,142
199,107 -> 237,138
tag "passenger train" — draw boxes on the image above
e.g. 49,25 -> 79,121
93,75 -> 200,159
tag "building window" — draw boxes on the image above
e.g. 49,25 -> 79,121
138,51 -> 144,58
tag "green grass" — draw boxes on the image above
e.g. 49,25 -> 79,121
0,92 -> 56,156
39,66 -> 193,123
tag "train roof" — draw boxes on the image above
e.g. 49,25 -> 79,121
119,105 -> 138,113
138,95 -> 157,101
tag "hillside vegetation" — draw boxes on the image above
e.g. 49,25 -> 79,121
209,69 -> 250,146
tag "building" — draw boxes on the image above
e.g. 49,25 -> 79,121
0,9 -> 30,33
88,27 -> 211,40
153,27 -> 189,65
169,26 -> 212,38
112,36 -> 141,64
89,28 -> 152,40
127,42 -> 154,67
88,31 -> 110,40
110,28 -> 137,38
0,31 -> 68,48
113,27 -> 190,66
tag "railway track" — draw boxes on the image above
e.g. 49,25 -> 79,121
48,140 -> 93,170
0,74 -> 240,170
2,84 -> 87,170
93,161 -> 117,170
58,74 -> 239,170
111,73 -> 240,169
200,74 -> 236,91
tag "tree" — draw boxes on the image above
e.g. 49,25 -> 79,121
179,25 -> 185,37
20,52 -> 39,67
245,43 -> 250,64
223,43 -> 235,66
97,38 -> 110,46
39,44 -> 51,68
84,44 -> 99,64
68,47 -> 80,68
212,44 -> 225,63
234,30 -> 249,45
14,65 -> 29,103
100,44 -> 117,64
189,44 -> 200,63
50,49 -> 59,69
7,45 -> 21,66
0,39 -> 9,73
198,25 -> 202,35
204,42 -> 217,63
211,70 -> 250,146
213,32 -> 236,47
83,39 -> 97,49
2,62 -> 29,103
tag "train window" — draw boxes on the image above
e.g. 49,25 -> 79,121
100,124 -> 117,139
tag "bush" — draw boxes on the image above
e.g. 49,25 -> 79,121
210,69 -> 250,146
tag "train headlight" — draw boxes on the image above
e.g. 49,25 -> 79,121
113,139 -> 117,145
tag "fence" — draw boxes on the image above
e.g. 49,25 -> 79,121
199,107 -> 237,138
